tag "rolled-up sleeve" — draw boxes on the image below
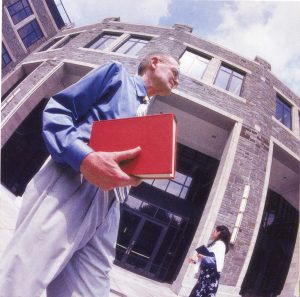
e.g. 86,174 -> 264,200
42,62 -> 121,171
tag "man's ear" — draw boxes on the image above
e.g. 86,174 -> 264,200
150,56 -> 159,69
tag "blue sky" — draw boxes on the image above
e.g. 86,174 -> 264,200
60,0 -> 300,96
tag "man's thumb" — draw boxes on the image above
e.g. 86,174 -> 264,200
115,146 -> 141,163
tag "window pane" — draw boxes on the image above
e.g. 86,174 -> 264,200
89,34 -> 118,50
215,65 -> 244,96
143,179 -> 154,185
140,202 -> 157,217
173,171 -> 187,184
152,179 -> 169,191
228,75 -> 243,96
18,20 -> 43,48
2,43 -> 12,69
39,37 -> 63,52
115,38 -> 149,55
180,51 -> 209,80
185,177 -> 192,186
55,33 -> 80,49
166,181 -> 182,196
214,68 -> 230,90
283,106 -> 292,129
179,186 -> 188,199
8,0 -> 33,25
275,98 -> 284,121
125,195 -> 142,210
155,209 -> 171,223
275,97 -> 291,129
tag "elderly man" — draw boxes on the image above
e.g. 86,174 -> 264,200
0,52 -> 179,297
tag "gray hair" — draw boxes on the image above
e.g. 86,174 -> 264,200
138,52 -> 178,75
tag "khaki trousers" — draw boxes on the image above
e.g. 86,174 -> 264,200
0,159 -> 119,297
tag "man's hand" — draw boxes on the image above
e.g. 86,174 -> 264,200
80,147 -> 142,190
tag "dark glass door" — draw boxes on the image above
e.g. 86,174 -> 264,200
116,209 -> 166,276
241,190 -> 299,296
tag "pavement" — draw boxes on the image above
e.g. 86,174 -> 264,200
0,185 -> 181,297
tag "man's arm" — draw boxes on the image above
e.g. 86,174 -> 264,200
42,62 -> 142,189
43,62 -> 121,171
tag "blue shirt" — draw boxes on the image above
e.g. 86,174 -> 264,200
43,61 -> 148,172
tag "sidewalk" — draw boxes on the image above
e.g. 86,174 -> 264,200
0,186 -> 180,297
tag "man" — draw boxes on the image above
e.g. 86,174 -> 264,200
0,52 -> 179,297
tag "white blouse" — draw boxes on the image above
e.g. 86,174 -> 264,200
207,240 -> 226,272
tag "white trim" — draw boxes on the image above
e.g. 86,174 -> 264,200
27,0 -> 48,38
107,33 -> 130,52
40,0 -> 59,31
173,89 -> 245,119
61,59 -> 98,69
271,136 -> 300,162
2,59 -> 47,84
236,139 -> 274,287
1,62 -> 65,129
274,86 -> 300,110
14,14 -> 35,30
4,5 -> 27,53
182,42 -> 252,74
102,29 -> 158,38
272,116 -> 297,138
1,89 -> 21,110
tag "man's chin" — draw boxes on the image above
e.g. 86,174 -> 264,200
160,89 -> 172,96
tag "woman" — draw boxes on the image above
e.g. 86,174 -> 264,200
189,225 -> 231,297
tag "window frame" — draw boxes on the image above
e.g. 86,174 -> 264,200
85,32 -> 121,50
275,95 -> 292,129
179,49 -> 211,81
2,43 -> 12,69
143,171 -> 192,200
7,0 -> 33,25
214,63 -> 245,96
17,19 -> 44,48
113,35 -> 150,56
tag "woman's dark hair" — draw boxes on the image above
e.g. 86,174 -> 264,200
208,225 -> 231,254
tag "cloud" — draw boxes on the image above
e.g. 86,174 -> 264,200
62,0 -> 171,27
208,2 -> 300,96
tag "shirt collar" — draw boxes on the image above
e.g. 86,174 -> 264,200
133,75 -> 148,102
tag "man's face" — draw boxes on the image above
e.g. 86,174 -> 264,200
152,57 -> 180,96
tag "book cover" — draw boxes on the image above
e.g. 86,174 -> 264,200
89,113 -> 177,178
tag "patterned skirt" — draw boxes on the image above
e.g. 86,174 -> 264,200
189,266 -> 220,297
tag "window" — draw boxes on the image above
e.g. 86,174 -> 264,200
179,50 -> 210,80
7,0 -> 33,25
18,19 -> 43,48
214,64 -> 244,96
275,96 -> 292,129
144,171 -> 192,199
114,37 -> 149,56
39,37 -> 64,52
55,33 -> 79,48
2,43 -> 12,69
87,34 -> 119,50
39,33 -> 79,52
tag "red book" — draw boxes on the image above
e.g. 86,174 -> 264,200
89,114 -> 177,178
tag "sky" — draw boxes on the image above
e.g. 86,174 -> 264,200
59,0 -> 300,96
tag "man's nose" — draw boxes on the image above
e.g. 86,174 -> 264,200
174,77 -> 179,87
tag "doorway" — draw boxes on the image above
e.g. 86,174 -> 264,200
240,189 -> 299,296
116,209 -> 167,276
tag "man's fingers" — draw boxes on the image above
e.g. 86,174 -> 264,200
114,146 -> 141,163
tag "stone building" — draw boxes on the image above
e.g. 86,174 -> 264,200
2,0 -> 70,78
1,9 -> 299,297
